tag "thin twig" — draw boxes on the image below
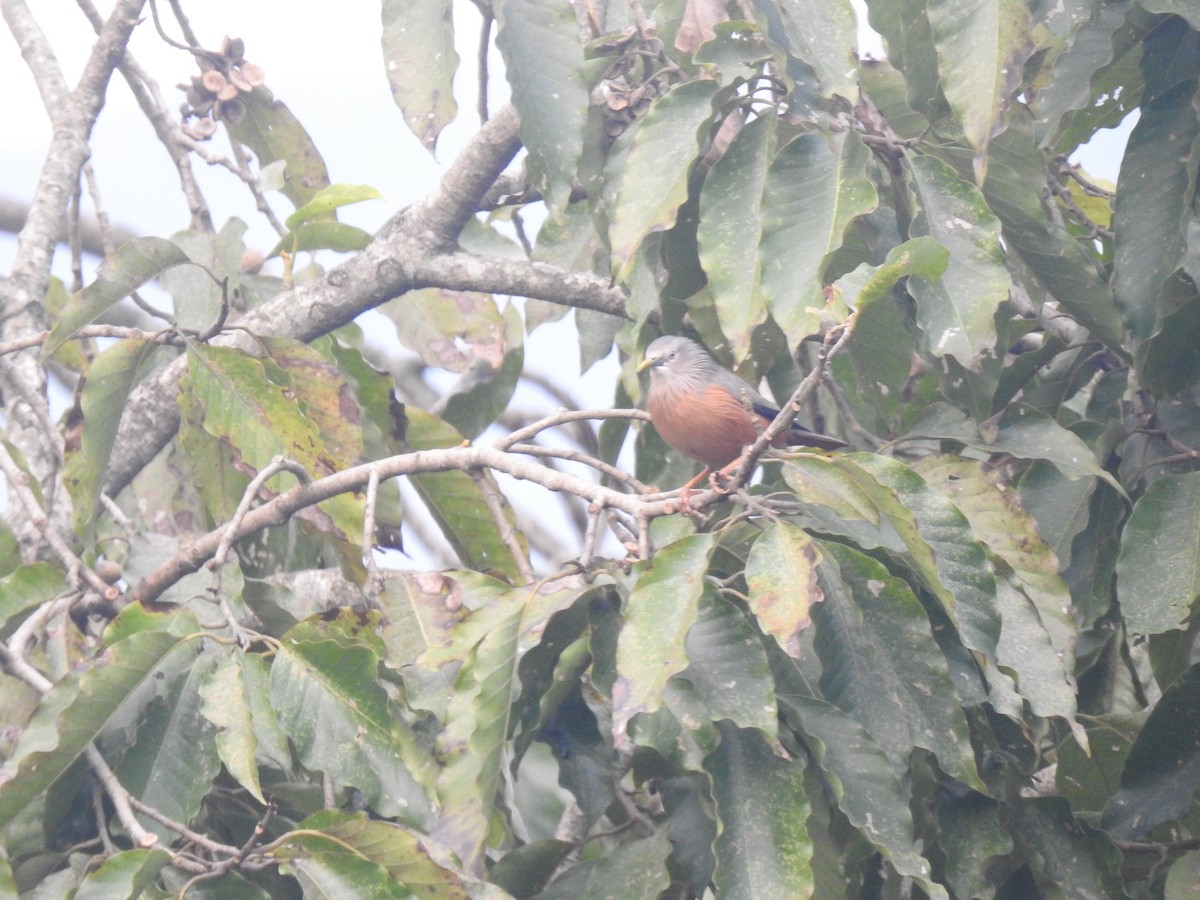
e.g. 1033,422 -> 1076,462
99,491 -> 135,532
0,442 -> 114,597
126,793 -> 242,855
821,374 -> 885,449
0,640 -> 54,692
508,442 -> 650,492
362,465 -> 383,596
165,0 -> 201,45
469,468 -> 535,582
68,175 -> 85,292
728,317 -> 857,491
91,780 -> 119,855
209,455 -> 312,582
85,745 -> 159,847
227,139 -> 288,236
477,8 -> 493,124
580,503 -> 605,569
0,323 -> 183,357
495,407 -> 649,450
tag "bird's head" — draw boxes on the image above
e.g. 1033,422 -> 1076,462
638,336 -> 716,391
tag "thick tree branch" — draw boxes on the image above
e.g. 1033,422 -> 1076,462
2,0 -> 147,555
103,104 -> 629,498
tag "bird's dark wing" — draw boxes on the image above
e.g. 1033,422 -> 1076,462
710,365 -> 847,451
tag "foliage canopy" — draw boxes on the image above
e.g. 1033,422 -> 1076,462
3,0 -> 1200,897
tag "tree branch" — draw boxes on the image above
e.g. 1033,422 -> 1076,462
103,104 -> 628,498
2,0 -> 147,555
123,408 -> 714,605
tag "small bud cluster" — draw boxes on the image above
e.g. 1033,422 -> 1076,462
589,23 -> 679,142
178,36 -> 264,140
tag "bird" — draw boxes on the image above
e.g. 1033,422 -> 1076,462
638,335 -> 846,507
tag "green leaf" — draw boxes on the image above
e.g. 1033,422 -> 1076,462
1010,798 -> 1127,896
845,453 -> 1002,661
74,848 -> 172,899
833,235 -> 949,311
159,220 -> 247,333
0,855 -> 14,897
284,183 -> 383,230
382,287 -> 508,373
772,0 -> 859,99
1056,713 -> 1142,815
269,220 -> 374,258
381,0 -> 458,152
993,577 -> 1084,738
376,571 -> 469,670
1019,458 -> 1100,575
703,722 -> 812,896
261,337 -> 364,466
936,797 -> 1011,900
608,80 -> 719,281
270,611 -> 433,825
0,629 -> 193,829
928,0 -> 1032,168
538,830 -> 672,899
489,840 -> 575,897
907,153 -> 1010,369
906,401 -> 1121,489
44,238 -> 191,356
278,840 -> 411,899
200,651 -> 269,803
282,810 -> 472,897
865,0 -> 942,120
182,343 -> 364,542
114,650 -> 221,844
440,305 -> 525,439
678,591 -> 777,735
781,693 -> 948,899
613,532 -> 715,742
1113,16 -> 1200,344
495,0 -> 588,218
697,114 -> 772,361
1031,1 -> 1144,150
432,575 -> 591,874
913,456 -> 1079,698
760,130 -> 878,345
812,541 -> 983,789
406,408 -> 525,580
509,597 -> 596,744
1117,472 -> 1200,634
65,340 -> 164,545
745,521 -> 824,657
0,563 -> 66,633
225,86 -> 332,210
1166,850 -> 1200,899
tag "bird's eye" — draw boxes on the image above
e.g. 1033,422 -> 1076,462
667,351 -> 677,361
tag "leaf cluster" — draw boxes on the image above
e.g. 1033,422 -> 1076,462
5,0 -> 1200,898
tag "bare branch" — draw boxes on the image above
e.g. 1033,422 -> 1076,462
470,468 -> 536,582
363,466 -> 383,596
2,0 -> 147,554
104,105 -> 628,499
85,745 -> 160,847
124,407 -> 741,605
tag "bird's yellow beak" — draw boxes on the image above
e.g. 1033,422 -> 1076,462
637,356 -> 657,372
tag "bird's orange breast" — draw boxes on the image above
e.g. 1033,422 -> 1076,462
648,383 -> 772,469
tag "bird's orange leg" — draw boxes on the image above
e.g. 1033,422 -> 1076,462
675,467 -> 711,515
708,453 -> 753,496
